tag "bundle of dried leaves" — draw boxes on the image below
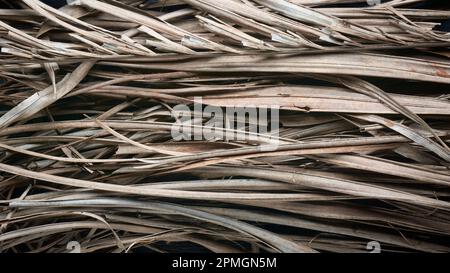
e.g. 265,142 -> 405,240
0,0 -> 449,253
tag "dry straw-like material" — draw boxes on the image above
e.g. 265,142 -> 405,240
0,0 -> 449,253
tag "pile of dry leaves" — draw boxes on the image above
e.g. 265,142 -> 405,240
0,0 -> 449,253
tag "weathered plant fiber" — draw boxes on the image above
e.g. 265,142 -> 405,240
0,0 -> 449,253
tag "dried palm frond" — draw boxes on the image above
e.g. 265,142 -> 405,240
0,0 -> 450,253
